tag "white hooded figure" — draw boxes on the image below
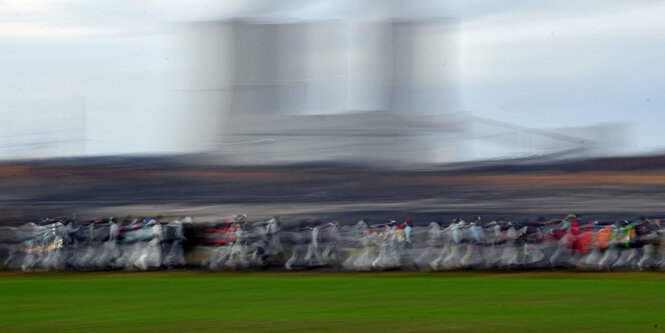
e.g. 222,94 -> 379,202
480,222 -> 499,269
357,229 -> 381,270
21,239 -> 39,272
342,220 -> 372,271
71,223 -> 98,270
371,226 -> 391,269
578,244 -> 602,270
115,219 -> 143,269
402,221 -> 413,250
637,225 -> 660,270
460,223 -> 486,269
304,224 -> 324,267
106,221 -> 121,265
163,220 -> 186,268
322,221 -> 341,265
548,226 -> 576,268
94,222 -> 120,269
37,227 -> 59,271
576,225 -> 602,270
440,221 -> 464,270
612,246 -> 639,270
656,228 -> 665,270
416,222 -> 441,269
430,221 -> 456,270
523,241 -> 546,267
3,227 -> 23,270
498,225 -> 524,268
109,221 -> 119,241
225,224 -> 250,269
48,223 -> 67,271
135,221 -> 162,270
208,243 -> 232,270
372,224 -> 401,270
285,224 -> 307,270
598,245 -> 619,270
266,217 -> 283,257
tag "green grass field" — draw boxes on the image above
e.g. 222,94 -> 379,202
1,271 -> 665,332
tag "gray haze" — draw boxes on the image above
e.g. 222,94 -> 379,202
0,1 -> 661,161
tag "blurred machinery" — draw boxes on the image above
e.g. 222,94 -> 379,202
201,18 -> 466,164
187,19 -> 634,164
0,18 -> 636,163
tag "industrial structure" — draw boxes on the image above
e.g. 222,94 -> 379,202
0,18 -> 636,163
214,18 -> 465,164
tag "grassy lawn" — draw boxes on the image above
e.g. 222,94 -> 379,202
1,271 -> 664,332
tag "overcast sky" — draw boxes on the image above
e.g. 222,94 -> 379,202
1,0 -> 664,157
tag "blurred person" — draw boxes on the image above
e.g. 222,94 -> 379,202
134,219 -> 163,270
304,221 -> 324,267
482,219 -> 503,269
321,219 -> 341,265
225,221 -> 250,269
248,215 -> 283,266
548,221 -> 576,268
342,220 -> 374,271
403,218 -> 413,249
598,222 -> 623,270
285,220 -> 309,270
521,220 -> 546,267
266,216 -> 283,259
371,221 -> 400,269
612,220 -> 640,270
576,221 -> 603,270
498,221 -> 524,268
432,218 -> 465,270
415,221 -> 442,269
163,219 -> 187,268
460,218 -> 486,268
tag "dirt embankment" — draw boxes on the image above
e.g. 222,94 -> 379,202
2,156 -> 665,224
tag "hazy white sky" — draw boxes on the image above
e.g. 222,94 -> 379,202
1,0 -> 664,157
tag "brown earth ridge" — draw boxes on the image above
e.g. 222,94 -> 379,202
2,154 -> 665,225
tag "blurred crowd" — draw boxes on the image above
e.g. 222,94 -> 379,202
1,216 -> 186,271
2,214 -> 665,271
